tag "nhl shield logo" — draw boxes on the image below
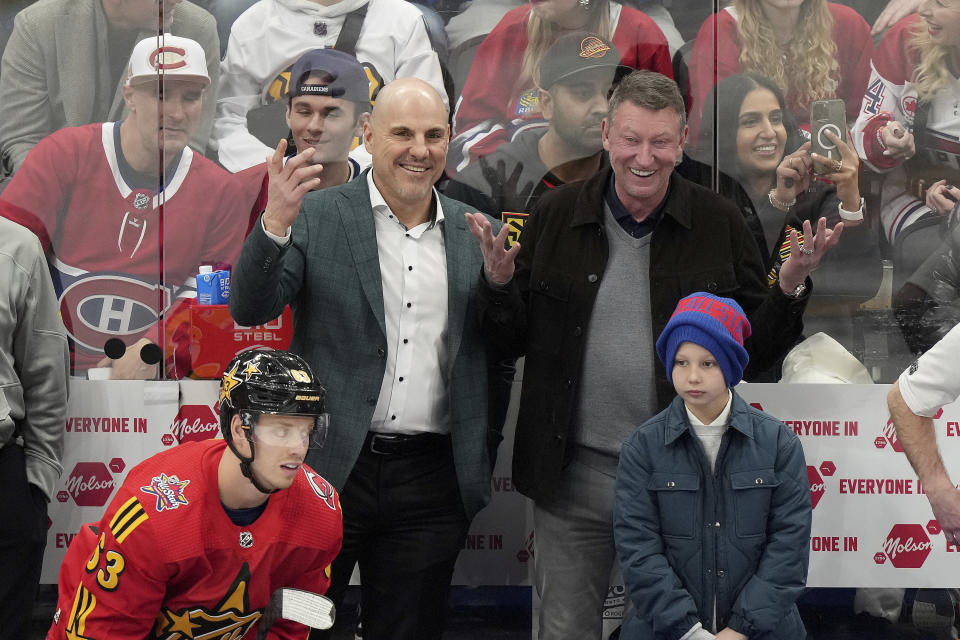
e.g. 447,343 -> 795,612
133,192 -> 150,210
239,531 -> 254,548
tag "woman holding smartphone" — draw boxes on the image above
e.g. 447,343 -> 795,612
694,73 -> 881,333
687,0 -> 872,140
852,0 -> 960,246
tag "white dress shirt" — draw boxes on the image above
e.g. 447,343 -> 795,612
262,171 -> 450,434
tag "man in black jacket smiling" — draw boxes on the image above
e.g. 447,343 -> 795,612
466,70 -> 841,640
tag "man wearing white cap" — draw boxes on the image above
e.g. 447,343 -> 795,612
0,0 -> 219,177
0,35 -> 259,380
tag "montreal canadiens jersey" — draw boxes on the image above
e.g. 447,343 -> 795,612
47,439 -> 343,640
0,123 -> 263,371
852,15 -> 960,175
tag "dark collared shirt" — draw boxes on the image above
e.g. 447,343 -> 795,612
604,172 -> 670,238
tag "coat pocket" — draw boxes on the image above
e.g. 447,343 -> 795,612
527,271 -> 573,355
648,472 -> 699,539
730,468 -> 780,538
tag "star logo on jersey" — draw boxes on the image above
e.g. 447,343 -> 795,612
220,362 -> 243,406
140,473 -> 190,512
154,563 -> 262,638
305,470 -> 339,511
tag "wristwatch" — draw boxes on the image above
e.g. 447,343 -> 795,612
783,281 -> 807,298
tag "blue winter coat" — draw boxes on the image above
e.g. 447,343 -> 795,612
614,391 -> 811,640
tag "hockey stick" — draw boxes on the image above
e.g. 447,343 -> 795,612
255,588 -> 336,639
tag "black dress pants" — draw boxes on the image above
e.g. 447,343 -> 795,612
0,442 -> 48,639
312,432 -> 471,640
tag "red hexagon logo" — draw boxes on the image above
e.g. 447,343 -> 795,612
882,524 -> 933,569
56,490 -> 69,503
109,457 -> 125,474
883,418 -> 905,453
161,433 -> 175,447
819,461 -> 836,477
65,462 -> 116,507
874,436 -> 887,449
170,404 -> 219,444
808,466 -> 826,509
927,520 -> 942,535
874,552 -> 887,564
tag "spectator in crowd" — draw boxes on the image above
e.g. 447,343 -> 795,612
229,77 -> 502,640
852,1 -> 960,246
450,0 -> 672,172
841,0 -> 922,36
894,208 -> 960,355
0,216 -> 69,639
889,323 -> 960,546
0,0 -> 219,177
614,293 -> 811,640
211,0 -> 446,172
694,73 -> 881,352
444,32 -> 619,221
687,0 -> 872,140
465,70 -> 840,640
0,35 -> 260,379
243,47 -> 372,217
47,348 -> 342,639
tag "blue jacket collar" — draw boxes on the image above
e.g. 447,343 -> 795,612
662,389 -> 756,445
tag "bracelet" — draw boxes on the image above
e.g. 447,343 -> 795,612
838,197 -> 865,221
768,189 -> 797,212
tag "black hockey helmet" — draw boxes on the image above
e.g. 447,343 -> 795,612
218,349 -> 328,448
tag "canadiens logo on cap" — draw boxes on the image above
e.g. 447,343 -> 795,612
579,36 -> 611,59
149,46 -> 188,71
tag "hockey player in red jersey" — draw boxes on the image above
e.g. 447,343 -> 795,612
0,34 -> 263,379
47,348 -> 343,640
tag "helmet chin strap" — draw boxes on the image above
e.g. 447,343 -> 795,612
227,432 -> 279,495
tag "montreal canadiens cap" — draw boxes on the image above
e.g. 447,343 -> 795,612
288,48 -> 371,105
538,32 -> 624,90
126,34 -> 210,87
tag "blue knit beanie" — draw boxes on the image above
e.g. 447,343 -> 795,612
655,292 -> 752,387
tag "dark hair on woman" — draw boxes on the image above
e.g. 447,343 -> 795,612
693,72 -> 802,180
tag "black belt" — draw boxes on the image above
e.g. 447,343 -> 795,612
364,432 -> 450,456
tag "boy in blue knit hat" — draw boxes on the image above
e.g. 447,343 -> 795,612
613,292 -> 812,640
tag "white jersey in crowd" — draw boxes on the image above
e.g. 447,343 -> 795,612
212,0 -> 446,172
898,322 -> 960,418
851,16 -> 960,245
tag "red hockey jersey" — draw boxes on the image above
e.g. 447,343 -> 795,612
47,439 -> 343,640
0,122 -> 263,372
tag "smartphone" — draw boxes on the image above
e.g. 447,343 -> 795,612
810,99 -> 847,175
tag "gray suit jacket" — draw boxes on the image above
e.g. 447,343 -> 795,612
230,172 -> 498,519
0,0 -> 219,176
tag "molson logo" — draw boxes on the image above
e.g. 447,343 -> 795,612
807,466 -> 826,509
65,462 -> 115,507
879,524 -> 933,569
170,404 -> 219,444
